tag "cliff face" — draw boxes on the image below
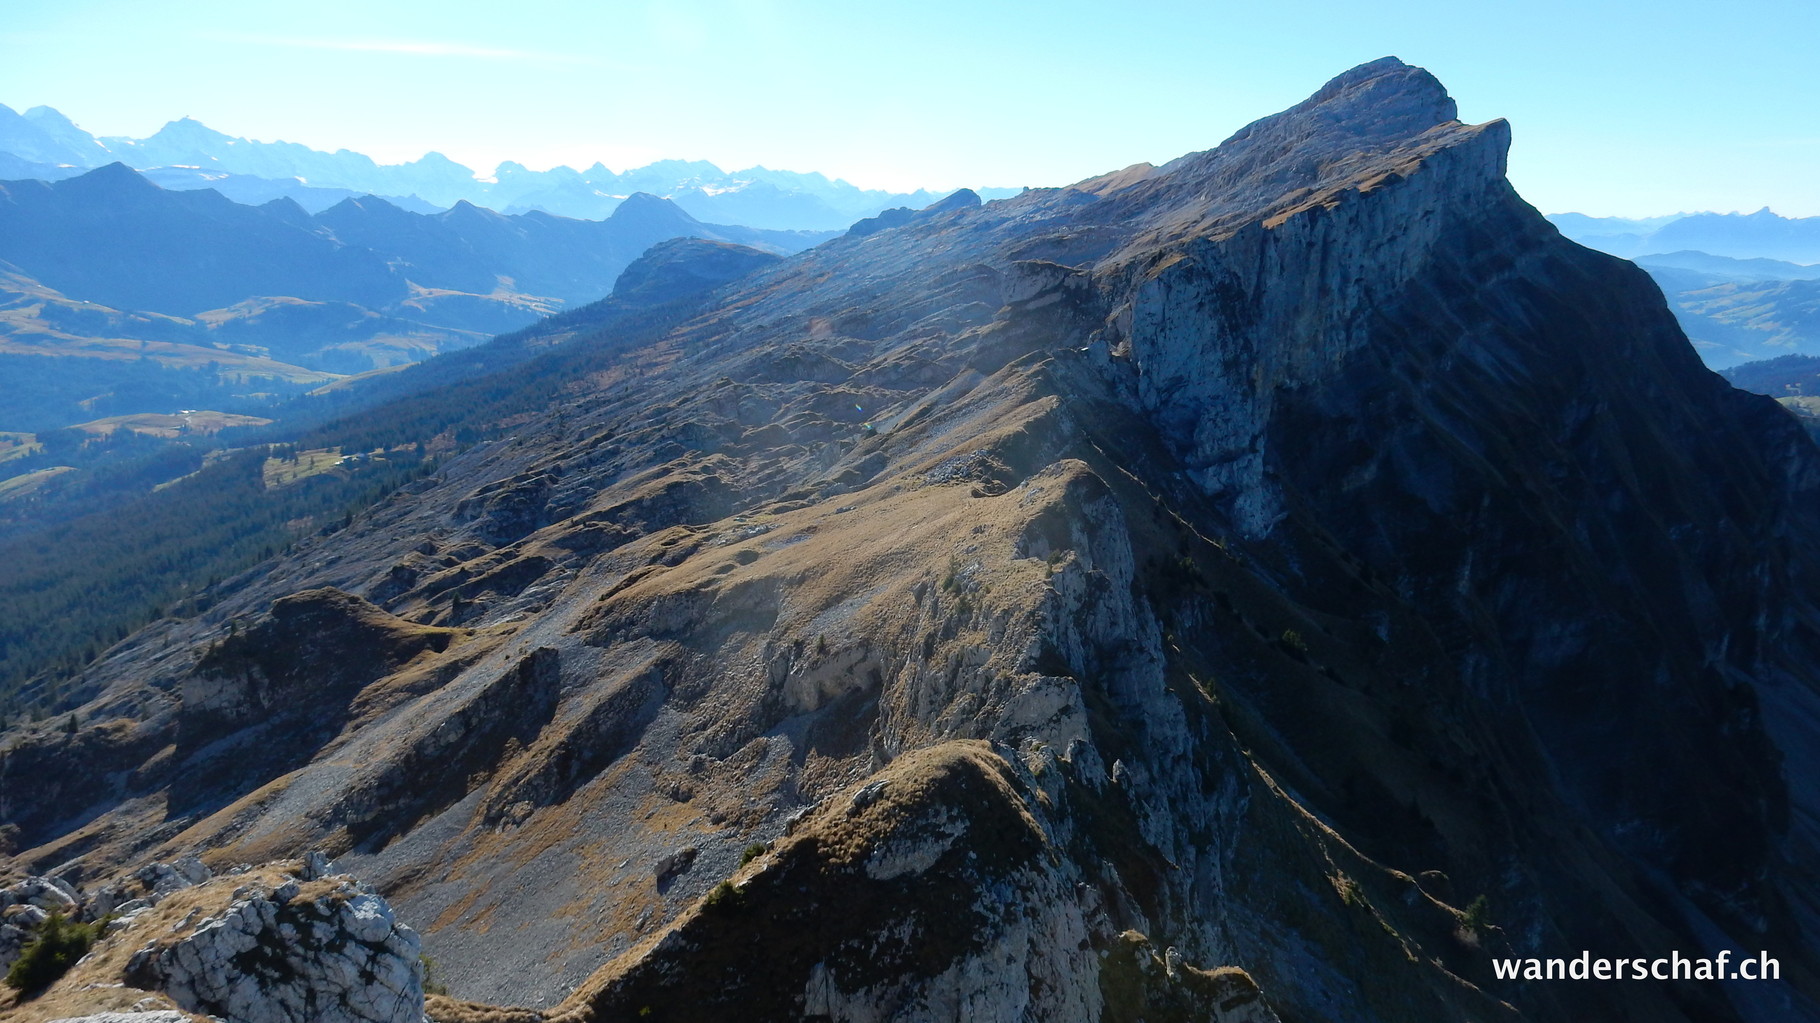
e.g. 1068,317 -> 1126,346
6,59 -> 1820,1023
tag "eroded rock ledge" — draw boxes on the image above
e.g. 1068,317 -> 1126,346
2,854 -> 422,1023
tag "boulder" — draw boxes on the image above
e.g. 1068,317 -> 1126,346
123,876 -> 424,1023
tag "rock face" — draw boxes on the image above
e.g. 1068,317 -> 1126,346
603,237 -> 784,309
1,874 -> 80,975
124,877 -> 423,1023
7,58 -> 1820,1023
576,743 -> 1116,1022
0,858 -> 423,1023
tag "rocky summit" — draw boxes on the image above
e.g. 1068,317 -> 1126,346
4,57 -> 1820,1023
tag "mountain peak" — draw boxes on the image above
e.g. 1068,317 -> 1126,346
606,237 -> 782,308
925,187 -> 980,213
608,191 -> 700,229
410,151 -> 473,175
439,197 -> 505,224
60,161 -> 157,193
148,115 -> 232,147
1223,56 -> 1457,154
1107,56 -> 1505,251
22,105 -> 79,130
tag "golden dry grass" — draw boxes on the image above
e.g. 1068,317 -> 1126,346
261,447 -> 346,487
72,410 -> 273,438
0,466 -> 75,502
0,432 -> 40,464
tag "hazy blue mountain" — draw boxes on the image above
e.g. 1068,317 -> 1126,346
0,103 -> 107,168
1657,276 -> 1820,369
1646,209 -> 1820,264
0,103 -> 1021,230
1546,216 -> 1820,371
1721,353 -> 1820,396
0,163 -> 836,429
20,105 -> 107,160
1552,209 -> 1820,264
1546,211 -> 1686,236
98,117 -> 484,211
0,163 -> 402,315
1637,249 -> 1820,282
135,166 -> 446,214
1625,253 -> 1820,369
0,150 -> 77,182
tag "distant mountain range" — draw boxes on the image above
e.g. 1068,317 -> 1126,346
1546,211 -> 1820,372
0,102 -> 1019,230
0,162 -> 834,430
1601,251 -> 1820,370
1549,208 -> 1820,265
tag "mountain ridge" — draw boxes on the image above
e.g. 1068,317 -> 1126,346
0,163 -> 835,431
4,58 -> 1819,1023
0,102 -> 1021,230
1551,208 -> 1820,264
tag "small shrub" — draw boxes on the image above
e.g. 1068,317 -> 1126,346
1462,894 -> 1491,933
421,953 -> 449,996
739,843 -> 768,867
702,880 -> 745,914
5,912 -> 100,993
1333,874 -> 1366,911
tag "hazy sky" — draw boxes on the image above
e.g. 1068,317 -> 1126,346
3,0 -> 1816,216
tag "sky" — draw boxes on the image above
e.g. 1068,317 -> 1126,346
2,0 -> 1816,217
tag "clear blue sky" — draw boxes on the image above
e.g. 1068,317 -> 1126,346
3,0 -> 1816,216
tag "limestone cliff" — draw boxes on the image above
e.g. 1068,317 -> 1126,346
0,856 -> 422,1023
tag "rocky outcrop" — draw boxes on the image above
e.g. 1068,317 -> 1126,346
571,743 -> 1119,1022
182,588 -> 457,734
1,875 -> 80,975
602,237 -> 783,309
3,858 -> 423,1023
1100,931 -> 1277,1023
123,876 -> 422,1023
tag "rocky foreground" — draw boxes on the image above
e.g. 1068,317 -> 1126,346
5,58 -> 1820,1022
1,855 -> 421,1022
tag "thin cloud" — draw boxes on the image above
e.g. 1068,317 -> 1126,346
206,32 -> 592,63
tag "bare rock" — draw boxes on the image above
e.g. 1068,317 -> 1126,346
652,845 -> 697,883
132,862 -> 197,900
170,855 -> 212,886
1,875 -> 80,912
44,1004 -> 193,1012
123,877 -> 424,1023
297,850 -> 335,882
